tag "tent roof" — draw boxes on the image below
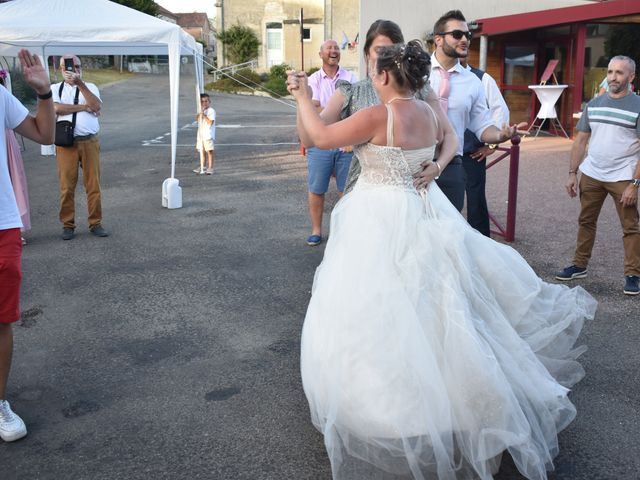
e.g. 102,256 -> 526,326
0,0 -> 200,56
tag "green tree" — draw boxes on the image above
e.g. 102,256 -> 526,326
111,0 -> 159,16
604,24 -> 640,67
604,25 -> 640,90
218,24 -> 261,64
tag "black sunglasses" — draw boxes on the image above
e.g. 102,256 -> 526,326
437,30 -> 472,41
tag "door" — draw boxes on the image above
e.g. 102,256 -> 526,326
501,44 -> 538,125
266,23 -> 283,68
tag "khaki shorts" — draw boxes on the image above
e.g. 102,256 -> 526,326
197,138 -> 214,152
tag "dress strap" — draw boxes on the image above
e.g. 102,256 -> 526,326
385,104 -> 394,147
425,102 -> 438,131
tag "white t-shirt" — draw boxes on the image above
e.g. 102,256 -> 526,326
1,86 -> 28,231
52,81 -> 101,136
197,107 -> 216,141
577,92 -> 640,182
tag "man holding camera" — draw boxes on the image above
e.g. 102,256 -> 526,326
52,54 -> 107,240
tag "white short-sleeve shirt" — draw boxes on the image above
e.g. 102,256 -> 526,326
1,86 -> 29,230
52,81 -> 101,136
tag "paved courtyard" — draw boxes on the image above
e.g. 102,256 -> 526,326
1,74 -> 638,479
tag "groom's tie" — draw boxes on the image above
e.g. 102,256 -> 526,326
438,67 -> 450,114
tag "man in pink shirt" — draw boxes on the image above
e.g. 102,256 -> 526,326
304,40 -> 357,246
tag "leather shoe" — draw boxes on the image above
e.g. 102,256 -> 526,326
61,228 -> 75,241
90,225 -> 109,237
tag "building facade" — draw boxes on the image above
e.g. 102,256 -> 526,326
360,0 -> 640,135
215,0 -> 358,73
177,13 -> 216,64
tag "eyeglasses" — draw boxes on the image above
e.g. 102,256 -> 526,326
436,30 -> 472,41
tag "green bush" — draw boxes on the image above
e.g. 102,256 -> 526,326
205,64 -> 293,97
6,69 -> 35,104
263,77 -> 289,97
205,68 -> 262,93
263,63 -> 291,97
234,68 -> 262,85
268,63 -> 290,80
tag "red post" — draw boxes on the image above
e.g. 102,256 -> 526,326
505,135 -> 521,242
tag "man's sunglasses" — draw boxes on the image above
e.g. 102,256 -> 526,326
437,30 -> 472,41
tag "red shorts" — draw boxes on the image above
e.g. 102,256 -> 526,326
0,228 -> 22,324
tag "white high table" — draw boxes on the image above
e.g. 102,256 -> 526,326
527,84 -> 569,138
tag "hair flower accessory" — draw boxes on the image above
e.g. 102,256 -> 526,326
0,69 -> 8,79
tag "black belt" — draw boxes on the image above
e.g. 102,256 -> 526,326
75,134 -> 97,141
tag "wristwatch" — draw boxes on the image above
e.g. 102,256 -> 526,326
632,178 -> 640,188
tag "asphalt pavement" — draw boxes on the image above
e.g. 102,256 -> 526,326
1,73 -> 638,480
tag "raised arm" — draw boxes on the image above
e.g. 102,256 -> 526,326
288,70 -> 347,147
291,72 -> 382,149
13,49 -> 55,145
54,70 -> 102,116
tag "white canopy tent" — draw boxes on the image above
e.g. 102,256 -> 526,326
0,0 -> 205,208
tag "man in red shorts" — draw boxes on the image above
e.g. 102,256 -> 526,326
0,49 -> 54,442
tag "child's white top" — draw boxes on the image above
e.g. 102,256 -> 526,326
198,107 -> 216,141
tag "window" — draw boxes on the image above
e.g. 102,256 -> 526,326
503,46 -> 536,85
303,28 -> 311,42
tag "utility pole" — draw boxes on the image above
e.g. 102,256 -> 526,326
300,8 -> 304,71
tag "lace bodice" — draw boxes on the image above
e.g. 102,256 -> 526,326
353,102 -> 437,191
354,144 -> 435,190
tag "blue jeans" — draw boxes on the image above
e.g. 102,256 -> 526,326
307,147 -> 353,194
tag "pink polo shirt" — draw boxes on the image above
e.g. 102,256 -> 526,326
308,67 -> 357,108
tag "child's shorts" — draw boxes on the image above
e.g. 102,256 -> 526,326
0,228 -> 22,324
197,138 -> 215,152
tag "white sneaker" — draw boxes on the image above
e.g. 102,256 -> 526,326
192,168 -> 205,175
0,400 -> 27,442
205,168 -> 214,175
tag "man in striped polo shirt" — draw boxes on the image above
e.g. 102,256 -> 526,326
556,55 -> 640,295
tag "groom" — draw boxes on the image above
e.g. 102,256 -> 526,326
429,10 -> 516,211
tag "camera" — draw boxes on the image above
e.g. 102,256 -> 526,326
64,58 -> 74,72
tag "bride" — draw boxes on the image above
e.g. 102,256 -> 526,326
290,41 -> 597,480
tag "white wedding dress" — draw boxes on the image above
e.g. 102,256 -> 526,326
300,105 -> 597,480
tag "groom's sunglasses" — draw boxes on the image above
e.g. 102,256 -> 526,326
437,30 -> 473,41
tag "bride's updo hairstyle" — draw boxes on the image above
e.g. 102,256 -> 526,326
374,40 -> 430,92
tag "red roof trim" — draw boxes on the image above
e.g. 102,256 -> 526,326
476,0 -> 640,35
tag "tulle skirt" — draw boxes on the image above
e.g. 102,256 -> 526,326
300,182 -> 597,480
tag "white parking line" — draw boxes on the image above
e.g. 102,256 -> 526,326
141,122 -> 297,147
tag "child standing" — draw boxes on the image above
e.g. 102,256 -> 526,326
194,93 -> 216,175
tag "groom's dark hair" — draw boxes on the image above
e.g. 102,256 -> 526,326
434,10 -> 467,36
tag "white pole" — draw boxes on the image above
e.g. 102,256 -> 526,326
479,35 -> 488,71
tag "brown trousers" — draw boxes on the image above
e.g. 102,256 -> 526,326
56,137 -> 102,230
574,173 -> 640,276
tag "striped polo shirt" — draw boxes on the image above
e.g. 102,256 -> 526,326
577,92 -> 640,182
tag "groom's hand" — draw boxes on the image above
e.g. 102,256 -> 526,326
413,161 -> 439,189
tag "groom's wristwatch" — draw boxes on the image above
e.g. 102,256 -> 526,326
632,178 -> 640,188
